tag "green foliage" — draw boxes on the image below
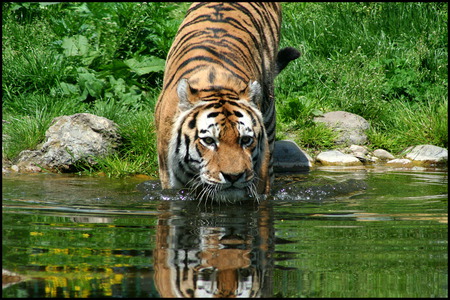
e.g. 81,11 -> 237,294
109,109 -> 159,177
277,95 -> 323,126
2,2 -> 448,177
3,2 -> 187,105
72,108 -> 159,178
276,94 -> 336,151
2,2 -> 188,175
2,93 -> 83,158
276,2 -> 447,151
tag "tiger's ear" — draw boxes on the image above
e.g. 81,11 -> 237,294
248,80 -> 262,107
177,78 -> 198,111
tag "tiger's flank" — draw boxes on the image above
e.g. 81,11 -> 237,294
155,2 -> 299,203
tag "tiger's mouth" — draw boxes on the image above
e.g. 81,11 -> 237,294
190,180 -> 258,203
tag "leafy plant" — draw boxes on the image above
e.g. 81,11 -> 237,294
2,2 -> 186,169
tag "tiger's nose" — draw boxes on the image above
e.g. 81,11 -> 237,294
222,172 -> 245,183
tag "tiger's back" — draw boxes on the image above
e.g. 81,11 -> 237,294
155,3 -> 291,202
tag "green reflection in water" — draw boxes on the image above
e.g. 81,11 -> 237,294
2,169 -> 448,298
272,169 -> 447,298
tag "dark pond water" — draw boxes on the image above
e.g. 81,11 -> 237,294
2,167 -> 448,298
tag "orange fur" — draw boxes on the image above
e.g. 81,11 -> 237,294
155,3 -> 282,201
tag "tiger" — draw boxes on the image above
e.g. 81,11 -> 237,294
155,2 -> 300,203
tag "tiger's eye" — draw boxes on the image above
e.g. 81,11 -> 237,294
241,136 -> 253,145
202,137 -> 215,145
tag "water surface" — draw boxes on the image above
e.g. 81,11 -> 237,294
2,167 -> 447,297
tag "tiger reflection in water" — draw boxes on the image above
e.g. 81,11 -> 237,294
153,201 -> 274,297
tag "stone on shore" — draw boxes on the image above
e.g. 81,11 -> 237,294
386,158 -> 414,167
403,145 -> 448,166
348,145 -> 369,155
313,111 -> 369,146
14,113 -> 120,172
316,150 -> 363,166
373,149 -> 395,160
344,144 -> 376,163
273,140 -> 313,173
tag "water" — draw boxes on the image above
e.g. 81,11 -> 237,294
2,167 -> 448,298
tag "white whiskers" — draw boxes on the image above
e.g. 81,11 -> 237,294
185,173 -> 260,205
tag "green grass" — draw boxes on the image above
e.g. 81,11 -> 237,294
2,2 -> 448,177
276,2 -> 448,153
2,2 -> 188,177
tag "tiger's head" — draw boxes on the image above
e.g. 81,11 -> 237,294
168,68 -> 269,203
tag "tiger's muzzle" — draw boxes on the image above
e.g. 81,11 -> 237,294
192,171 -> 258,203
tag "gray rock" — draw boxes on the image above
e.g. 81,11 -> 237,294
404,145 -> 447,166
373,149 -> 395,160
15,113 -> 120,172
344,145 -> 374,163
348,145 -> 369,155
316,150 -> 363,166
370,156 -> 380,163
386,158 -> 414,167
273,140 -> 313,173
314,111 -> 370,146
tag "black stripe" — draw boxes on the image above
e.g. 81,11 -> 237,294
184,134 -> 191,164
207,112 -> 220,118
234,110 -> 243,117
194,143 -> 202,158
173,170 -> 186,184
200,86 -> 237,93
208,68 -> 216,83
188,112 -> 198,129
175,163 -> 196,183
186,45 -> 248,78
163,63 -> 207,92
246,2 -> 280,45
165,58 -> 247,92
175,126 -> 183,155
166,29 -> 204,63
163,3 -> 281,92
176,14 -> 261,68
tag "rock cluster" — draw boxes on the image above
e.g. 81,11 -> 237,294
273,142 -> 447,172
315,144 -> 447,168
308,110 -> 447,169
2,111 -> 447,174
